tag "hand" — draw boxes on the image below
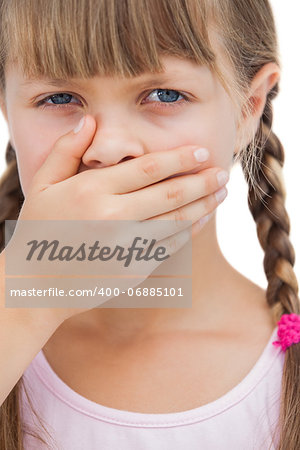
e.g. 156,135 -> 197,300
5,115 -> 229,324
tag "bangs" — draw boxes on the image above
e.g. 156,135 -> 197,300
0,0 -> 217,82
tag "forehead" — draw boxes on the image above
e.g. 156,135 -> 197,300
4,20 -> 236,93
5,55 -> 216,91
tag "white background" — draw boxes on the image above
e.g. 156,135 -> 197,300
0,0 -> 299,289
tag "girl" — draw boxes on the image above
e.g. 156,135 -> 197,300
0,0 -> 299,449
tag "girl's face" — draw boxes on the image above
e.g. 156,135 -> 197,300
1,55 -> 238,195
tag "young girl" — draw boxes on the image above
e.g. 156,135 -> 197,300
0,0 -> 299,449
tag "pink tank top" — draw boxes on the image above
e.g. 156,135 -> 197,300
20,326 -> 284,450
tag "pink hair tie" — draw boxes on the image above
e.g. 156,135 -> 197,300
272,313 -> 300,351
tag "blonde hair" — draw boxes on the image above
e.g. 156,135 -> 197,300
0,0 -> 299,448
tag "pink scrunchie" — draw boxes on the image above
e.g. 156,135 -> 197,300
272,313 -> 300,351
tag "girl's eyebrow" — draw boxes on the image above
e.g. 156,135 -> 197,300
19,72 -> 196,90
20,78 -> 84,89
124,75 -> 186,90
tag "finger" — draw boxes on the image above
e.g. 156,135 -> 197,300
122,167 -> 228,220
190,212 -> 215,237
125,187 -> 226,247
96,145 -> 211,194
29,115 -> 96,192
161,186 -> 227,226
138,210 -> 215,266
140,224 -> 193,261
145,186 -> 227,235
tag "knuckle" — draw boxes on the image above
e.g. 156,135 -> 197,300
73,182 -> 92,202
139,156 -> 161,179
100,199 -> 122,220
200,199 -> 210,216
206,193 -> 218,210
200,176 -> 209,193
197,170 -> 212,193
178,150 -> 189,170
166,182 -> 184,205
174,207 -> 187,224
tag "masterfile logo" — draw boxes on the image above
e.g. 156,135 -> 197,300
4,219 -> 192,309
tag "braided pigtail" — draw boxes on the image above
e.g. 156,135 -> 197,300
240,83 -> 300,449
0,144 -> 54,448
0,142 -> 23,449
0,141 -> 24,252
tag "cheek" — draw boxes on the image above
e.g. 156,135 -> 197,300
8,117 -> 62,196
15,143 -> 49,196
149,100 -> 237,173
199,100 -> 237,171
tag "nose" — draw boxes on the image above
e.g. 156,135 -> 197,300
81,114 -> 145,168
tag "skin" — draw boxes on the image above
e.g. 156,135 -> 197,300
0,51 -> 280,347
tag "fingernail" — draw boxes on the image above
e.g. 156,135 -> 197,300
217,170 -> 229,187
193,148 -> 209,162
215,187 -> 227,203
197,212 -> 213,227
74,116 -> 85,134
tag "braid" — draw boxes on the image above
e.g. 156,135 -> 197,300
241,83 -> 300,318
0,141 -> 24,252
0,144 -> 53,448
241,83 -> 300,449
0,142 -> 24,449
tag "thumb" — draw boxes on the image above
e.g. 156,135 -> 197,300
30,115 -> 96,190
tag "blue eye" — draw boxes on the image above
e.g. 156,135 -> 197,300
143,89 -> 187,104
37,93 -> 82,109
36,88 -> 189,110
46,93 -> 73,104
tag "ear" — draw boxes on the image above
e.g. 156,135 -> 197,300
234,62 -> 281,155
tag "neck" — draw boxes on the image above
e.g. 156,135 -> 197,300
62,214 -> 261,343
